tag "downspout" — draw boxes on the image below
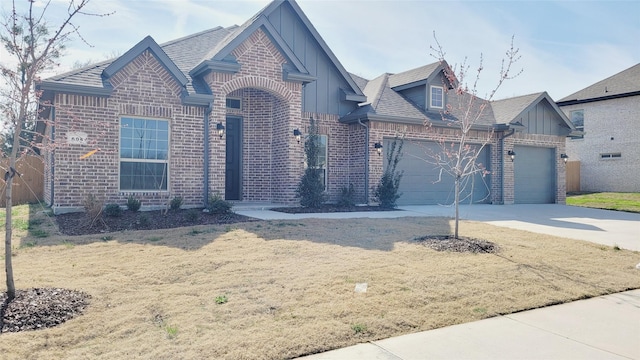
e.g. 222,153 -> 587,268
500,128 -> 516,204
50,106 -> 55,208
203,102 -> 212,207
357,118 -> 369,204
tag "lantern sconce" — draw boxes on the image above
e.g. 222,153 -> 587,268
374,142 -> 383,156
560,153 -> 569,163
216,122 -> 225,139
293,129 -> 302,143
507,150 -> 516,162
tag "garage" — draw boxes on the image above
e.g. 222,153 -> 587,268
513,145 -> 555,204
385,139 -> 491,205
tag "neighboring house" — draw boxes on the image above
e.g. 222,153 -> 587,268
557,63 -> 640,193
37,0 -> 577,213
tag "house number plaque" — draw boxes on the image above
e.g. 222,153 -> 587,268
67,131 -> 88,145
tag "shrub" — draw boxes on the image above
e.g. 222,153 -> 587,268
170,196 -> 183,211
104,203 -> 122,217
337,183 -> 356,207
185,209 -> 200,222
374,137 -> 404,208
207,193 -> 232,214
127,195 -> 141,212
83,193 -> 104,224
138,213 -> 150,227
296,117 -> 327,208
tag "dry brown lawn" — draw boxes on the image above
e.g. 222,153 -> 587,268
1,208 -> 639,359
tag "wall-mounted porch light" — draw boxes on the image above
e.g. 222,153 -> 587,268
507,150 -> 516,162
560,153 -> 569,163
293,129 -> 302,143
216,122 -> 225,139
374,142 -> 383,156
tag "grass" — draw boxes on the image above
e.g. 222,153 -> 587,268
567,192 -> 640,213
0,205 -> 639,359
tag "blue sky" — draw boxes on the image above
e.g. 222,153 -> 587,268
3,0 -> 639,100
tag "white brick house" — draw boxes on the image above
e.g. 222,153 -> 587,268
37,0 -> 578,213
557,63 -> 640,192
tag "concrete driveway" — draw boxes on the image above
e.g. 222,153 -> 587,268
236,204 -> 640,251
400,204 -> 640,251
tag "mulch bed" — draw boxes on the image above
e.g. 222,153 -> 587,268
415,235 -> 499,253
1,288 -> 90,333
55,208 -> 256,236
271,205 -> 399,214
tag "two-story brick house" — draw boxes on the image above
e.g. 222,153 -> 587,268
37,0 -> 577,213
557,63 -> 640,192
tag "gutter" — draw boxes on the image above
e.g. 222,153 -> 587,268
357,118 -> 369,204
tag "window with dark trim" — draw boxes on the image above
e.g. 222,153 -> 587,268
120,117 -> 169,191
226,98 -> 242,110
600,153 -> 621,160
570,109 -> 584,139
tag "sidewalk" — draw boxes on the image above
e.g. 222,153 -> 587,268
296,290 -> 640,360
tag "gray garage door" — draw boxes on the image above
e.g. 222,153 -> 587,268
385,140 -> 491,205
514,145 -> 555,204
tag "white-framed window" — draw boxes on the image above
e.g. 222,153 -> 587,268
119,117 -> 169,191
570,109 -> 584,139
430,85 -> 444,109
600,153 -> 621,160
304,134 -> 328,191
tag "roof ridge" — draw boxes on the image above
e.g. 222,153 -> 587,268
492,91 -> 544,103
159,26 -> 228,47
372,73 -> 391,110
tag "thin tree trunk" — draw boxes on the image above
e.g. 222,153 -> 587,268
454,176 -> 460,239
5,163 -> 16,301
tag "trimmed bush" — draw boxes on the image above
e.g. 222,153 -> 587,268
207,193 -> 233,214
104,203 -> 123,217
127,195 -> 141,212
337,183 -> 356,207
170,196 -> 183,211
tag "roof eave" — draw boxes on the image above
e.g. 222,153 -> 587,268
557,91 -> 640,106
190,60 -> 242,78
38,81 -> 113,97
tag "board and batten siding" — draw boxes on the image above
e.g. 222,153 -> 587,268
267,2 -> 359,116
513,100 -> 566,136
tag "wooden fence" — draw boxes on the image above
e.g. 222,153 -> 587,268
1,156 -> 44,207
566,161 -> 580,193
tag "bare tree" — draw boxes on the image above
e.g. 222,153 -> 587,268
1,0 -> 110,301
423,33 -> 521,239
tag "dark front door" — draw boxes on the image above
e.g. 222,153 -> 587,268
225,116 -> 241,200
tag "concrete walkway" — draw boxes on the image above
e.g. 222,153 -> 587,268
233,204 -> 640,359
297,290 -> 640,360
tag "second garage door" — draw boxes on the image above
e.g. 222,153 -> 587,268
385,139 -> 491,205
513,145 -> 555,204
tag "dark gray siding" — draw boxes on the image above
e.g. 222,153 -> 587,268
515,100 -> 564,135
399,86 -> 425,109
267,3 -> 358,116
387,139 -> 491,205
514,145 -> 555,204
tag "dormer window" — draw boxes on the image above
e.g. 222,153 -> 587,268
430,85 -> 444,109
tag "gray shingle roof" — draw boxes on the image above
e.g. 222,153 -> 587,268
558,63 -> 640,103
491,92 -> 544,124
45,26 -> 237,94
388,62 -> 440,88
